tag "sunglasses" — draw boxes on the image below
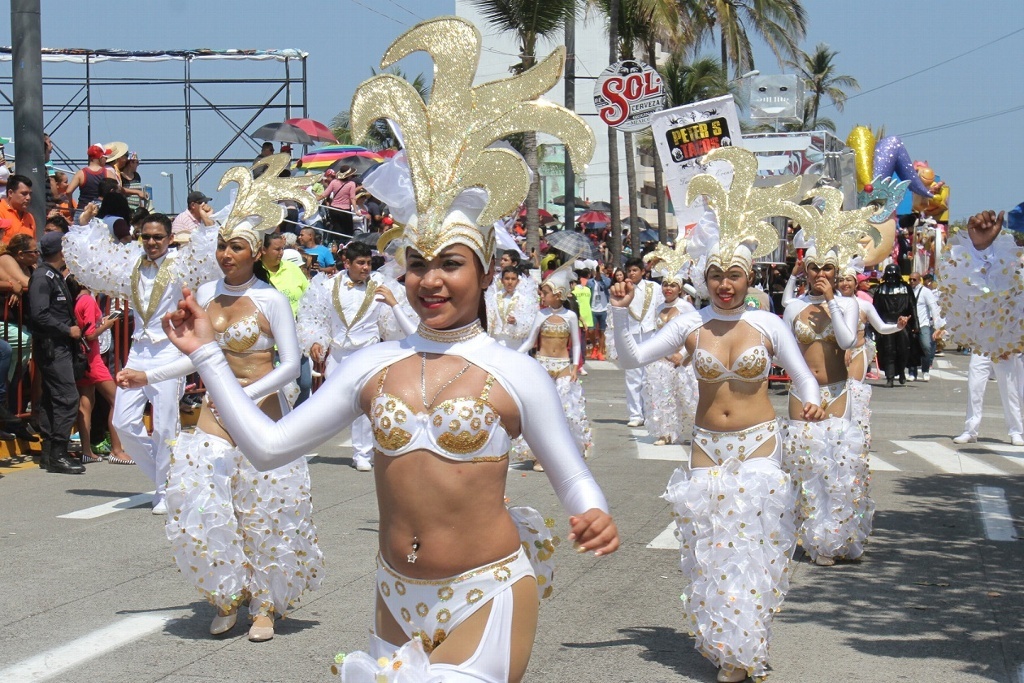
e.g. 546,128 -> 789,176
140,234 -> 169,241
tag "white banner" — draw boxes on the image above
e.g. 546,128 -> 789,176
649,95 -> 742,233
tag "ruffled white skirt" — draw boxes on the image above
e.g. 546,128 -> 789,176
333,506 -> 559,681
848,378 -> 873,452
782,418 -> 874,562
662,456 -> 796,678
509,375 -> 592,462
165,430 -> 324,617
642,359 -> 696,443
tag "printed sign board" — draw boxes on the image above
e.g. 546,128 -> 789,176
594,59 -> 665,133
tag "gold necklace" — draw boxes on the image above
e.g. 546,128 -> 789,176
420,353 -> 473,409
417,320 -> 484,343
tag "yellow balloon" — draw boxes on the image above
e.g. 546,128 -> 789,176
859,217 -> 896,267
846,126 -> 876,192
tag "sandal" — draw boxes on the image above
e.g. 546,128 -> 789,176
107,453 -> 136,465
81,453 -> 104,463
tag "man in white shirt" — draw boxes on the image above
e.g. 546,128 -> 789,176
908,271 -> 943,381
297,241 -> 416,471
620,258 -> 663,427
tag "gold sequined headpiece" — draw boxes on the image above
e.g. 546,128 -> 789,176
644,239 -> 691,286
542,254 -> 579,299
217,153 -> 319,253
686,147 -> 818,273
802,186 -> 881,271
350,16 -> 594,266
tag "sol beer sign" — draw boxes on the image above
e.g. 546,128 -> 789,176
593,59 -> 665,133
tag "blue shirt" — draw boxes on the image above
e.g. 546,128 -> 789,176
304,244 -> 335,268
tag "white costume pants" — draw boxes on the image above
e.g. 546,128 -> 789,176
964,353 -> 1023,438
625,331 -> 651,422
327,348 -> 373,462
113,341 -> 186,499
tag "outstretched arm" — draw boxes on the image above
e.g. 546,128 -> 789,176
515,312 -> 544,353
609,306 -> 693,368
861,299 -> 901,335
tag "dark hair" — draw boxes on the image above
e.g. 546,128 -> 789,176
254,259 -> 272,284
264,232 -> 286,248
65,273 -> 84,299
7,233 -> 34,254
99,191 -> 132,222
142,213 -> 172,237
300,226 -> 322,244
501,249 -> 521,265
501,266 -> 519,278
371,254 -> 385,271
7,174 -> 31,193
625,257 -> 645,271
344,240 -> 372,261
130,207 -> 150,227
45,215 -> 70,233
97,177 -> 120,200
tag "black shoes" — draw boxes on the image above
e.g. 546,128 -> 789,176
43,442 -> 85,474
886,378 -> 894,388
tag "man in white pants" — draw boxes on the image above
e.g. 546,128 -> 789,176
620,258 -> 663,427
298,241 -> 415,470
65,213 -> 219,513
953,353 -> 1024,446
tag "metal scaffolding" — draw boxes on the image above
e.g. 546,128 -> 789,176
0,47 -> 308,188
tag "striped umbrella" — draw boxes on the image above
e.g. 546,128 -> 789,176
299,145 -> 385,170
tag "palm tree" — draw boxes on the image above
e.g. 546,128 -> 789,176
470,0 -> 579,264
661,52 -> 733,108
688,0 -> 808,78
331,67 -> 430,149
785,42 -> 859,131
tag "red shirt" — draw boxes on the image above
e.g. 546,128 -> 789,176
0,198 -> 36,245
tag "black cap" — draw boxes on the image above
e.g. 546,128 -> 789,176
187,190 -> 213,205
39,231 -> 64,257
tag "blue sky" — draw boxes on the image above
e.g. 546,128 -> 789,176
1,0 -> 1020,219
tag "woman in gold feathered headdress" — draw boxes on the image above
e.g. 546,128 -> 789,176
156,17 -> 618,682
117,152 -> 325,643
609,145 -> 826,682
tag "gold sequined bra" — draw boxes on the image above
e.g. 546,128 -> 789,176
215,311 -> 275,353
692,326 -> 771,383
369,366 -> 512,462
793,318 -> 836,345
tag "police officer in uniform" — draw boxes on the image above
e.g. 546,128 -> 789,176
27,232 -> 85,474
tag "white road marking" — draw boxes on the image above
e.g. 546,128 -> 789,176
647,522 -> 678,550
891,440 -> 1004,475
57,492 -> 155,519
868,454 -> 899,472
631,429 -> 687,462
974,485 -> 1018,541
926,369 -> 967,382
0,613 -> 173,682
935,359 -> 953,369
979,443 -> 1024,471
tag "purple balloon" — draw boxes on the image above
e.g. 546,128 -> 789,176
872,136 -> 933,198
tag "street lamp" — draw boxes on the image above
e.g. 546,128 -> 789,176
737,69 -> 760,80
160,171 -> 175,213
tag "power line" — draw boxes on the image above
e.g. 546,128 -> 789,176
898,103 -> 1024,138
822,25 -> 1024,109
347,0 -> 406,26
382,0 -> 423,21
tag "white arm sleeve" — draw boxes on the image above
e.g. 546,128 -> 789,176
296,273 -> 332,355
610,306 -> 694,368
516,313 -> 544,353
925,289 -> 943,328
62,220 -> 140,298
861,299 -> 900,335
187,341 -> 366,470
763,314 -> 820,405
144,354 -> 197,385
173,223 -> 222,290
236,291 -> 301,401
782,275 -> 799,308
828,297 -> 859,349
566,309 -> 582,366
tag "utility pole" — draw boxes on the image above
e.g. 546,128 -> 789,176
563,11 -> 576,232
11,0 -> 46,236
608,0 -> 622,267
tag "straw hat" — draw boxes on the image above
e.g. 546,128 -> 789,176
102,141 -> 129,163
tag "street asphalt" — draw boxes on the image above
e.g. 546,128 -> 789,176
0,350 -> 1021,682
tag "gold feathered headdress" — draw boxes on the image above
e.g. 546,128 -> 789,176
217,153 -> 319,253
350,16 -> 594,265
685,146 -> 818,273
802,186 -> 881,271
643,239 -> 692,286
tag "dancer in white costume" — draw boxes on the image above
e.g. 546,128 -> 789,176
118,155 -> 325,642
297,239 -> 417,471
160,19 -> 618,683
64,211 -> 220,510
486,264 -> 537,348
516,259 -> 593,468
641,241 -> 697,446
834,269 -> 907,450
779,187 -> 880,568
612,146 -> 824,682
938,209 -> 1024,446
